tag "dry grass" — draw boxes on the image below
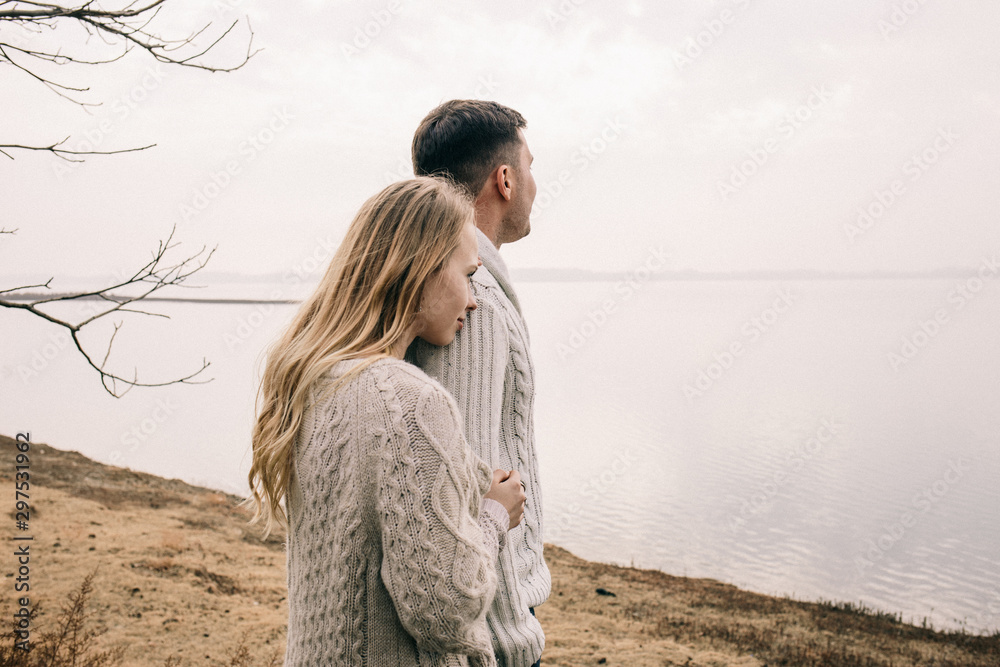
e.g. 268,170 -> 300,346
0,573 -> 278,667
0,572 -> 125,667
2,434 -> 997,667
537,544 -> 1000,666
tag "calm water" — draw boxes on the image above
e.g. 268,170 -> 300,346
2,279 -> 998,634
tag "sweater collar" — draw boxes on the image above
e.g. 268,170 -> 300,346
475,227 -> 522,316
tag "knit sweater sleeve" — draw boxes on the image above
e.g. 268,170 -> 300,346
375,374 -> 499,662
404,282 -> 509,470
480,498 -> 508,553
437,289 -> 510,468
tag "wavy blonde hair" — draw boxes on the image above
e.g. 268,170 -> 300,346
246,177 -> 474,536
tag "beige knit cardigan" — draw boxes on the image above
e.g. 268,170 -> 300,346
284,357 -> 507,666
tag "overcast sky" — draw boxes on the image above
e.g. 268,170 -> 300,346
3,0 -> 999,284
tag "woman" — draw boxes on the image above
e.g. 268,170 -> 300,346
245,177 -> 525,666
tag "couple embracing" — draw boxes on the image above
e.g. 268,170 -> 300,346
246,100 -> 550,666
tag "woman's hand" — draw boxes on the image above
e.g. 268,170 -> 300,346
484,469 -> 526,531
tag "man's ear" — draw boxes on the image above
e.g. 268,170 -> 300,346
492,164 -> 513,201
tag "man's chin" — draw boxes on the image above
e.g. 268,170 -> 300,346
499,219 -> 530,245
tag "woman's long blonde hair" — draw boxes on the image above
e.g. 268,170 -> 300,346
246,177 -> 474,536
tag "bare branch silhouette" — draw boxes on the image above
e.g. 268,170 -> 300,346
1,0 -> 258,159
1,3 -> 247,392
1,2 -> 252,393
0,226 -> 215,397
0,138 -> 156,161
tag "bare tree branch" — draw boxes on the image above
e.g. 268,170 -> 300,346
1,37 -> 132,67
0,226 -> 215,397
0,138 -> 156,160
2,2 -> 244,394
0,41 -> 96,104
1,0 -> 258,158
0,1 -> 258,75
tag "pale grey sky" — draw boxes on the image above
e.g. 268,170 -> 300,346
3,0 -> 999,283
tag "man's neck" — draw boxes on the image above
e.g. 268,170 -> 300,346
473,203 -> 503,250
479,227 -> 501,250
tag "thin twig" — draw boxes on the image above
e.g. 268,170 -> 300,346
0,139 -> 156,161
0,277 -> 51,295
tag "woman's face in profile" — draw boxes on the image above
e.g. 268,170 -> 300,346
415,221 -> 480,347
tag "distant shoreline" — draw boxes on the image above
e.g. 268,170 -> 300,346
3,270 -> 992,304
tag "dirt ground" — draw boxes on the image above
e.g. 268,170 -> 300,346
2,434 -> 996,666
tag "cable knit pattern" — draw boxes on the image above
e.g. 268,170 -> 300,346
408,228 -> 551,667
284,357 -> 503,667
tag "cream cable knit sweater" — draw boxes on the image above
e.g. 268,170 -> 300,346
284,357 -> 508,667
409,228 -> 551,667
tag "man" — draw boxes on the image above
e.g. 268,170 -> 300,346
408,99 -> 549,667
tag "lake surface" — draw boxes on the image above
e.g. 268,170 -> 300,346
2,279 -> 998,634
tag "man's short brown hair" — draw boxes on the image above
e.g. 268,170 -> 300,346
412,100 -> 527,198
